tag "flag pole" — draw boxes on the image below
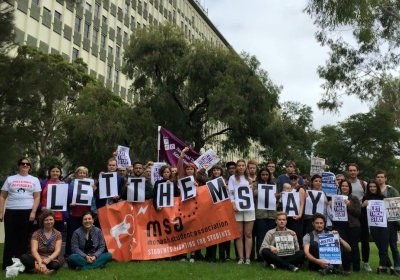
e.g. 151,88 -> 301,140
157,126 -> 161,162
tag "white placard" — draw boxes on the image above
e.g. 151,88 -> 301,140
331,195 -> 348,222
234,185 -> 255,211
99,172 -> 119,199
384,197 -> 400,222
193,149 -> 220,171
305,190 -> 326,215
116,145 -> 132,168
206,177 -> 229,204
310,157 -> 325,175
281,191 -> 300,217
72,179 -> 94,206
46,183 -> 68,211
257,184 -> 276,210
156,182 -> 174,208
178,176 -> 196,201
151,162 -> 167,185
367,200 -> 387,227
127,177 -> 146,202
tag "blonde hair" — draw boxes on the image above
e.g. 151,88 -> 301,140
75,166 -> 89,176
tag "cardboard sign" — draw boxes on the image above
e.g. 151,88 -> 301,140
98,185 -> 240,261
305,190 -> 326,215
193,149 -> 220,171
206,177 -> 229,204
331,195 -> 348,222
367,200 -> 387,227
318,233 -> 341,264
274,231 -> 295,256
116,145 -> 132,168
384,197 -> 400,222
234,185 -> 255,211
257,184 -> 276,210
178,176 -> 196,201
127,177 -> 146,203
151,162 -> 166,185
99,172 -> 119,199
46,183 -> 68,211
281,191 -> 300,217
72,179 -> 94,206
321,172 -> 337,197
310,157 -> 325,175
156,182 -> 175,208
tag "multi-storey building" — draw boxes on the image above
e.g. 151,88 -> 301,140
6,0 -> 229,102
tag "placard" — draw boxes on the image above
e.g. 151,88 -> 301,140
127,177 -> 146,202
305,190 -> 326,215
274,231 -> 295,256
367,200 -> 387,227
384,197 -> 400,222
331,195 -> 348,222
46,183 -> 68,211
318,233 -> 341,264
321,172 -> 337,197
281,191 -> 300,217
257,184 -> 276,210
116,145 -> 131,168
234,185 -> 255,211
151,162 -> 167,185
72,179 -> 94,206
99,172 -> 119,199
193,149 -> 220,171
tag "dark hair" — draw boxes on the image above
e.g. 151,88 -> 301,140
225,161 -> 236,169
310,174 -> 322,182
158,165 -> 172,179
375,170 -> 387,178
132,161 -> 143,168
47,165 -> 62,180
285,160 -> 296,168
338,180 -> 352,195
311,213 -> 326,224
82,211 -> 94,220
17,157 -> 32,170
364,180 -> 383,199
256,168 -> 272,184
39,209 -> 55,228
209,165 -> 224,179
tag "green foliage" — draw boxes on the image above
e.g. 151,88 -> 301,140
63,84 -> 134,175
123,24 -> 280,154
305,0 -> 400,111
314,108 -> 400,186
0,0 -> 14,55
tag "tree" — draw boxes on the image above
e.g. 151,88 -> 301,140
0,0 -> 14,55
305,0 -> 400,111
0,46 -> 92,172
63,84 -> 135,175
123,24 -> 280,154
314,108 -> 400,185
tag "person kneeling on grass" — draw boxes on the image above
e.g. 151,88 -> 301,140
260,212 -> 305,272
303,213 -> 351,275
68,212 -> 112,270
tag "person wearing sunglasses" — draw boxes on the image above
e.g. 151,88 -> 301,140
0,157 -> 41,270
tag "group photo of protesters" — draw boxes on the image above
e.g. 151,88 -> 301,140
1,140 -> 400,278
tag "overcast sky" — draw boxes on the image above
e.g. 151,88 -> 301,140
204,0 -> 370,129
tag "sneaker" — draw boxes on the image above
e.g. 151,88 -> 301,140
269,263 -> 276,270
288,264 -> 299,272
180,258 -> 187,262
189,258 -> 195,263
363,262 -> 372,272
390,267 -> 400,276
237,258 -> 244,265
377,267 -> 388,274
245,259 -> 251,265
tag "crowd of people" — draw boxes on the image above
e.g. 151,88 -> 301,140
0,154 -> 399,276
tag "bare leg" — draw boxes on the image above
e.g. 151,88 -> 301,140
244,221 -> 254,259
235,222 -> 244,259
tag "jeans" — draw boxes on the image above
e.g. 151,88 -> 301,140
68,253 -> 112,270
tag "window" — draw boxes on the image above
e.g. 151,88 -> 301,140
54,11 -> 62,20
117,26 -> 121,36
75,16 -> 82,33
85,2 -> 91,13
43,7 -> 51,15
94,2 -> 100,18
107,65 -> 112,80
116,45 -> 120,57
84,22 -> 91,38
131,16 -> 135,26
102,15 -> 107,25
118,7 -> 123,16
108,46 -> 113,55
93,29 -> 99,43
124,2 -> 129,13
123,31 -> 128,42
72,48 -> 79,60
114,69 -> 119,83
32,0 -> 40,5
101,34 -> 106,48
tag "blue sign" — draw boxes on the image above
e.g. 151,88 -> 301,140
318,233 -> 341,264
321,172 -> 337,197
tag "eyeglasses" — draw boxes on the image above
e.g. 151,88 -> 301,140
20,162 -> 31,166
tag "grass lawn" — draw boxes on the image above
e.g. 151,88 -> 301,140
0,243 -> 392,279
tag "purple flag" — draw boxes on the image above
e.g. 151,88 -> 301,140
158,126 -> 200,166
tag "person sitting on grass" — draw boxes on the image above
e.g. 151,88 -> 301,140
303,213 -> 351,275
68,212 -> 112,270
260,212 -> 305,272
20,210 -> 62,275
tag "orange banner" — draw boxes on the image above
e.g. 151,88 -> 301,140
98,185 -> 240,261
